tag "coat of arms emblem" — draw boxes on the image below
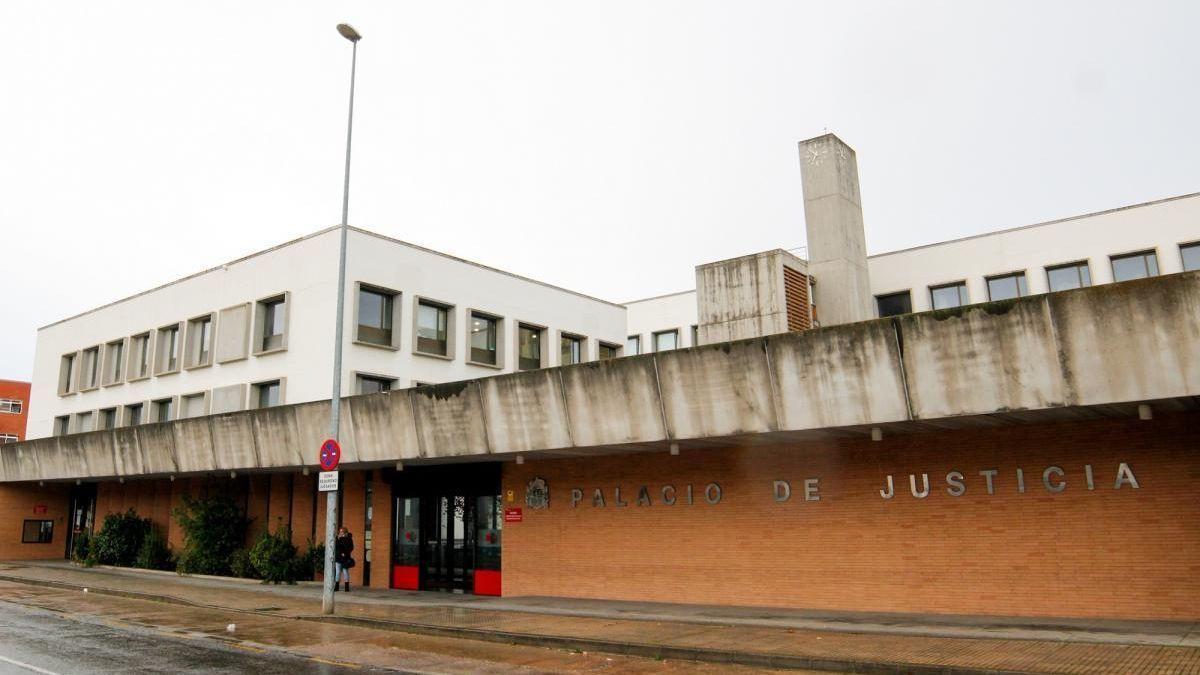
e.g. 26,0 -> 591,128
525,477 -> 549,509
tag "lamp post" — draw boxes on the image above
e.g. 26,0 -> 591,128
323,21 -> 361,617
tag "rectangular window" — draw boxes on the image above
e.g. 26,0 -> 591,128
598,342 -> 619,360
1110,250 -> 1159,282
99,408 -> 117,431
416,301 -> 449,356
0,434 -> 18,444
59,353 -> 76,395
560,334 -> 583,365
1046,261 -> 1092,292
1181,242 -> 1200,272
186,315 -> 214,368
0,398 -> 22,414
156,324 -> 181,374
986,272 -> 1029,301
81,346 -> 100,389
653,329 -> 679,352
54,416 -> 70,436
930,282 -> 969,310
254,380 -> 282,409
103,339 -> 125,385
469,313 -> 498,365
626,335 -> 641,356
129,333 -> 152,380
75,411 -> 94,433
181,393 -> 207,419
356,374 -> 396,395
125,403 -> 144,427
153,398 -> 174,423
518,324 -> 544,371
357,285 -> 396,347
22,520 -> 53,544
258,295 -> 287,352
875,291 -> 913,318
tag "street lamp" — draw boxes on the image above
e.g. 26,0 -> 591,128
323,21 -> 361,617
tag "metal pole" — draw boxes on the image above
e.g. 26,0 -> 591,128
323,36 -> 357,617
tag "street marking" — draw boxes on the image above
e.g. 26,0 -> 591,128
0,654 -> 63,675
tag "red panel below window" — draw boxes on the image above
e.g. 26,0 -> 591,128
474,570 -> 502,596
391,565 -> 419,590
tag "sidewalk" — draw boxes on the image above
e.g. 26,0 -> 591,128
1,560 -> 1197,674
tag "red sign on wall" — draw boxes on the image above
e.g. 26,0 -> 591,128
503,507 -> 523,523
32,504 -> 47,515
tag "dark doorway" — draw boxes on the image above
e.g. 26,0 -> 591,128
389,464 -> 502,595
64,483 -> 97,559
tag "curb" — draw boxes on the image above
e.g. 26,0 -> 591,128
0,572 -> 1034,675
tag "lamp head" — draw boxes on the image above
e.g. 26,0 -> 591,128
337,24 -> 362,42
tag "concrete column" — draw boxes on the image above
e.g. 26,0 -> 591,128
800,133 -> 873,326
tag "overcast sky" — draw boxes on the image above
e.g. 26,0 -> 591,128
1,1 -> 1197,380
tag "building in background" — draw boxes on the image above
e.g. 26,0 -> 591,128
0,380 -> 30,444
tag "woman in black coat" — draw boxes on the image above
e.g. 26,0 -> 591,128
334,527 -> 355,592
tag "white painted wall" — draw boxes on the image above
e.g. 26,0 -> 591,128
626,192 -> 1200,336
28,227 -> 626,439
623,290 -> 699,355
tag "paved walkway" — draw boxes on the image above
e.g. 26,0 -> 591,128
1,560 -> 1198,674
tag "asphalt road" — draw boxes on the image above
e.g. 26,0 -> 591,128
0,599 -> 391,675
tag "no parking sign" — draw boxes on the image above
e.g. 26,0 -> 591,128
319,439 -> 341,471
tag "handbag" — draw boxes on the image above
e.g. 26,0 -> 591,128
346,557 -> 356,568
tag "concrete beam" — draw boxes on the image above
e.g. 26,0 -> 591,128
4,272 -> 1198,483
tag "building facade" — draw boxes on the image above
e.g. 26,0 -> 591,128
0,380 -> 30,444
3,134 -> 1198,621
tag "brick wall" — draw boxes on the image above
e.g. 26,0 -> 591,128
0,483 -> 69,559
503,412 -> 1200,621
0,380 -> 31,443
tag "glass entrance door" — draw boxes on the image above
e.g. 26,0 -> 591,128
422,494 -> 475,593
64,483 -> 96,559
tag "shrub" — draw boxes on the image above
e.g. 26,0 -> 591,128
229,549 -> 258,580
173,493 -> 250,576
88,510 -> 152,567
301,541 -> 326,581
249,522 -> 301,585
135,525 -> 174,571
71,530 -> 92,565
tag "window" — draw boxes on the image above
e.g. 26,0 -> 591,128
1110,250 -> 1159,282
153,398 -> 174,423
356,374 -> 396,395
518,324 -> 544,371
124,403 -> 144,426
253,380 -> 282,409
875,291 -> 912,318
75,411 -> 94,433
560,334 -> 583,365
469,312 -> 498,366
128,332 -> 152,380
1046,261 -> 1092,292
22,520 -> 53,544
986,272 -> 1029,301
80,346 -> 100,389
690,325 -> 699,347
930,282 -> 969,310
99,408 -> 118,431
103,339 -> 125,386
1181,242 -> 1200,272
598,342 -> 620,360
257,295 -> 288,353
181,393 -> 208,419
356,284 -> 397,347
53,416 -> 70,436
58,353 -> 76,395
416,300 -> 450,356
653,329 -> 679,352
0,398 -> 22,414
1,434 -> 18,444
626,335 -> 641,356
156,323 -> 181,374
186,314 -> 214,368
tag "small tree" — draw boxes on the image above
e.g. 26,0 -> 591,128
173,493 -> 250,576
249,521 -> 301,585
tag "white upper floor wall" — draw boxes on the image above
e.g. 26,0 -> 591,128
626,192 -> 1200,336
28,227 -> 626,440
